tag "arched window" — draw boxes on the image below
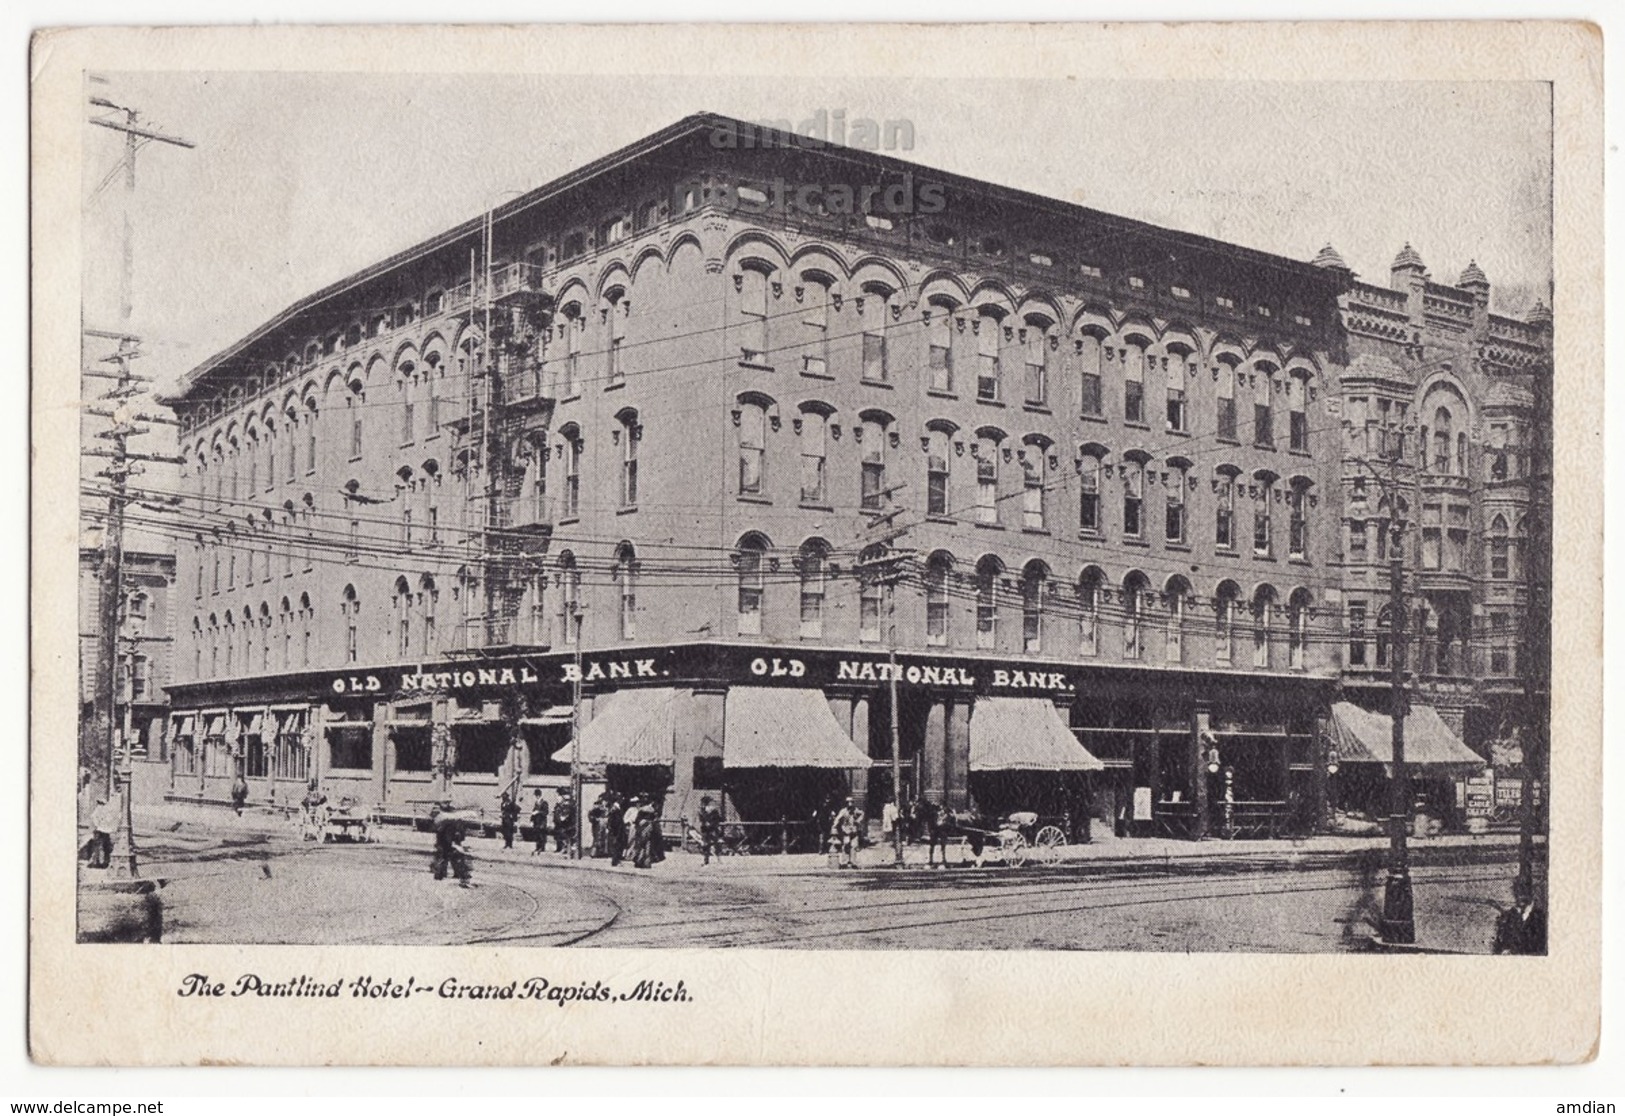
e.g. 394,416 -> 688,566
1021,561 -> 1049,653
618,410 -> 640,508
346,379 -> 364,460
242,607 -> 256,674
1432,406 -> 1453,473
1252,586 -> 1278,669
1215,581 -> 1241,666
1514,516 -> 1528,580
737,266 -> 770,366
975,431 -> 1002,524
258,602 -> 272,671
1488,515 -> 1509,579
606,289 -> 626,386
279,597 -> 293,670
799,407 -> 829,504
1165,348 -> 1191,433
1165,459 -> 1190,544
1253,476 -> 1276,557
925,552 -> 952,646
858,544 -> 885,644
1022,316 -> 1050,406
1288,589 -> 1312,670
1288,480 -> 1311,560
1122,572 -> 1150,660
614,544 -> 637,640
1078,446 -> 1105,535
192,617 -> 203,677
1164,576 -> 1191,664
560,426 -> 582,518
1122,338 -> 1147,424
558,552 -> 580,644
926,298 -> 955,392
1078,567 -> 1105,656
1122,458 -> 1145,539
1253,365 -> 1276,448
925,425 -> 952,517
1021,440 -> 1048,531
525,566 -> 547,646
975,556 -> 1003,650
342,585 -> 359,664
421,575 -> 438,653
737,401 -> 766,496
860,413 -> 891,510
209,613 -> 220,677
975,308 -> 1003,401
798,539 -> 827,640
1375,604 -> 1394,669
860,284 -> 892,383
300,593 -> 312,667
394,577 -> 413,657
1076,329 -> 1105,417
803,274 -> 833,377
561,304 -> 585,394
1216,357 -> 1238,442
1288,372 -> 1310,452
222,611 -> 236,674
735,535 -> 766,636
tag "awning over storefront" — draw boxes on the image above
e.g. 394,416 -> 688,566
550,688 -> 677,767
1328,702 -> 1486,770
520,706 -> 574,726
722,687 -> 871,769
171,714 -> 195,738
970,697 -> 1106,772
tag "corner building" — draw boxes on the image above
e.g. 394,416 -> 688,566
163,114 -> 1349,841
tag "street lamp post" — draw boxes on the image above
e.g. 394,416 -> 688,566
1380,515 -> 1416,943
569,604 -> 584,859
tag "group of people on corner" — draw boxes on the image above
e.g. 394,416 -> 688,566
586,790 -> 666,869
496,788 -> 578,856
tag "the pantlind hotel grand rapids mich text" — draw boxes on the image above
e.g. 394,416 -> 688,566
141,112 -> 1548,844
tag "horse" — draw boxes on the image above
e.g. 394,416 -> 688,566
916,802 -> 996,867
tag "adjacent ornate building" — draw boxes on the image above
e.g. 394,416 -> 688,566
159,113 -> 1389,839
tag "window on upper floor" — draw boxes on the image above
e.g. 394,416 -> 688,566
739,266 -> 770,366
860,285 -> 891,383
1023,319 -> 1050,407
974,433 -> 1001,525
737,401 -> 767,497
798,539 -> 828,640
735,534 -> 767,636
975,310 -> 1003,402
1216,359 -> 1239,443
925,426 -> 952,518
1077,331 -> 1105,417
1079,448 -> 1106,536
859,413 -> 891,510
927,301 -> 955,393
1122,340 -> 1147,425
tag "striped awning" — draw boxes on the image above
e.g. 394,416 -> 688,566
551,688 -> 677,767
171,714 -> 196,737
722,687 -> 871,769
1328,702 -> 1486,770
521,706 -> 575,726
970,697 -> 1105,772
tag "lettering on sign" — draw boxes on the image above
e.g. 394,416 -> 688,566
989,668 -> 1074,691
835,660 -> 977,686
562,657 -> 660,683
749,657 -> 807,678
401,666 -> 541,692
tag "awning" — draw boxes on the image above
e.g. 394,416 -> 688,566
521,706 -> 574,726
203,715 -> 226,737
550,688 -> 677,767
722,687 -> 871,769
241,712 -> 265,736
171,714 -> 196,737
324,720 -> 372,732
1328,702 -> 1486,770
970,697 -> 1106,772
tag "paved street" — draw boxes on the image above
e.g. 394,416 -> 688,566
105,803 -> 1539,954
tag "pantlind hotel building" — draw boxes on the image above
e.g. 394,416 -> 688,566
158,113 -> 1546,839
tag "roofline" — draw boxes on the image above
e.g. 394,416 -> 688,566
173,111 -> 1343,402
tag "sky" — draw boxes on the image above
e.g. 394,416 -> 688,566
81,73 -> 1554,402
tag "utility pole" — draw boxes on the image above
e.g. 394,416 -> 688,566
855,494 -> 911,868
1519,324 -> 1553,895
1355,447 -> 1419,944
569,604 -> 585,859
84,94 -> 193,879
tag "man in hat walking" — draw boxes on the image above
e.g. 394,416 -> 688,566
552,788 -> 575,855
697,795 -> 724,865
831,796 -> 863,869
529,789 -> 550,855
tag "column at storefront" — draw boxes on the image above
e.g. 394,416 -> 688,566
672,686 -> 724,823
1311,709 -> 1330,833
826,692 -> 871,803
945,698 -> 970,811
1190,705 -> 1213,840
920,700 -> 947,805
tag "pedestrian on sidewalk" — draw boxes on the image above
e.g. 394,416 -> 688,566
831,796 -> 863,868
588,793 -> 609,858
529,790 -> 550,855
230,773 -> 249,816
499,791 -> 520,850
553,790 -> 575,855
1492,876 -> 1547,955
300,780 -> 328,842
620,795 -> 643,868
697,795 -> 724,864
87,796 -> 117,869
632,796 -> 658,869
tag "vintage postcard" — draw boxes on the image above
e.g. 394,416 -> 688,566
29,21 -> 1602,1066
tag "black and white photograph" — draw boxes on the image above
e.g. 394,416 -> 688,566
30,20 -> 1603,1068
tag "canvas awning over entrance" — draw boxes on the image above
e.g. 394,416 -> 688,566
969,697 -> 1106,771
723,687 -> 871,769
1328,701 -> 1486,770
550,688 -> 677,767
520,706 -> 574,727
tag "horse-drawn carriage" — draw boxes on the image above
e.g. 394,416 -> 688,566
921,806 -> 1068,867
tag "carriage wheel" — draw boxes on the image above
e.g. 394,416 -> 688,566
1034,825 -> 1066,865
1003,831 -> 1028,868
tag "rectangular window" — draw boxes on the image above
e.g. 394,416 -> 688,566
563,439 -> 581,518
1290,408 -> 1308,453
1165,483 -> 1185,544
737,554 -> 762,636
1491,536 -> 1509,580
803,281 -> 829,376
327,726 -> 373,771
1446,504 -> 1469,572
1490,614 -> 1510,674
800,416 -> 826,504
1254,390 -> 1274,448
1021,459 -> 1044,531
1288,491 -> 1307,559
401,385 -> 415,444
799,568 -> 824,639
927,450 -> 949,517
1216,477 -> 1234,548
349,403 -> 363,460
1166,369 -> 1187,432
621,428 -> 638,508
926,570 -> 948,646
860,426 -> 887,510
859,583 -> 882,644
1421,503 -> 1442,570
608,309 -> 625,386
1348,604 -> 1367,666
976,582 -> 996,649
1253,493 -> 1272,556
1349,520 -> 1368,563
565,315 -> 583,395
